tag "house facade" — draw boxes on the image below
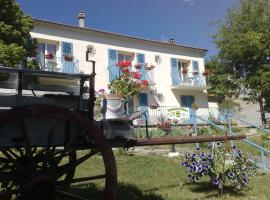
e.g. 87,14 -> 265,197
30,17 -> 212,124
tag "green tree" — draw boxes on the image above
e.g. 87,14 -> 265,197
0,0 -> 37,68
208,0 -> 270,124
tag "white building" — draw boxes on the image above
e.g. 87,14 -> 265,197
30,14 -> 213,124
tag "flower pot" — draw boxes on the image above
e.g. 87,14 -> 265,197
102,94 -> 125,119
182,69 -> 188,74
149,104 -> 158,109
203,70 -> 209,76
145,65 -> 155,70
64,55 -> 73,61
135,64 -> 142,70
45,54 -> 54,59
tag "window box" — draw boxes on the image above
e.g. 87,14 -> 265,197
135,63 -> 142,69
45,53 -> 54,59
64,55 -> 73,61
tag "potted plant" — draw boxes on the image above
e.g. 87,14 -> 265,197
191,103 -> 200,110
64,54 -> 73,61
203,68 -> 209,76
106,62 -> 149,118
182,67 -> 188,74
144,63 -> 155,71
45,53 -> 54,59
149,103 -> 159,109
134,63 -> 142,70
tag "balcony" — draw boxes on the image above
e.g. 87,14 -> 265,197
38,56 -> 80,74
171,72 -> 208,91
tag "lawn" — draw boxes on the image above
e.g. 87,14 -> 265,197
67,150 -> 270,200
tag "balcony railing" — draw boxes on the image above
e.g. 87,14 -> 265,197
172,72 -> 208,90
38,56 -> 80,74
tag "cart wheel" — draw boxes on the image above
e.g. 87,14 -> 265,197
0,105 -> 117,200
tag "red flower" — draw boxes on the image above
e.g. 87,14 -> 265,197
116,61 -> 131,67
130,71 -> 141,79
122,68 -> 130,74
141,80 -> 149,86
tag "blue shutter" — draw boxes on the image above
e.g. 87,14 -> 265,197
108,49 -> 119,81
137,53 -> 147,80
61,42 -> 74,73
170,58 -> 180,86
192,60 -> 199,72
139,93 -> 149,122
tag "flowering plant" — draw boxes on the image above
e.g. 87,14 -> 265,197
95,89 -> 106,106
157,120 -> 172,134
108,61 -> 149,97
202,68 -> 209,76
64,54 -> 73,61
181,142 -> 257,193
182,68 -> 188,74
45,53 -> 54,59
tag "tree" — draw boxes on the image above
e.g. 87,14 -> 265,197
0,0 -> 37,68
208,0 -> 270,124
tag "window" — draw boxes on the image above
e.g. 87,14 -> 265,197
36,42 -> 57,70
118,52 -> 133,62
180,95 -> 195,107
177,60 -> 190,79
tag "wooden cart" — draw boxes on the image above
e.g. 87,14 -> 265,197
0,65 -> 244,200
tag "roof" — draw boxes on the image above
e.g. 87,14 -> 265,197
33,18 -> 208,56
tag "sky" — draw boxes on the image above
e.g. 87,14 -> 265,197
16,0 -> 238,59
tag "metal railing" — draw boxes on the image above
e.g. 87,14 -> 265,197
133,106 -> 220,125
172,72 -> 208,87
38,57 -> 80,74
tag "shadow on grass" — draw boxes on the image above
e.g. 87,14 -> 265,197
58,182 -> 164,200
185,181 -> 246,199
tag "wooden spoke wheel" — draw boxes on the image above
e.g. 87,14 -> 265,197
0,105 -> 117,200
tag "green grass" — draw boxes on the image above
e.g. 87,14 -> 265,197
66,152 -> 270,200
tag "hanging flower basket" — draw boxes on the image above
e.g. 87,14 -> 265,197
45,53 -> 54,59
64,55 -> 73,61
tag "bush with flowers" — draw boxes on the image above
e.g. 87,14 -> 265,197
108,61 -> 149,97
181,142 -> 257,193
157,120 -> 172,135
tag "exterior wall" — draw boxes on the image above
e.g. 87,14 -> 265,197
30,24 -> 208,118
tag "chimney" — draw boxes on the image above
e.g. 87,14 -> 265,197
78,11 -> 85,28
168,38 -> 175,45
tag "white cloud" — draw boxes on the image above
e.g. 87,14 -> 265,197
183,0 -> 195,6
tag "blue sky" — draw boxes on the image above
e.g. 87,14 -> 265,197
16,0 -> 238,59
